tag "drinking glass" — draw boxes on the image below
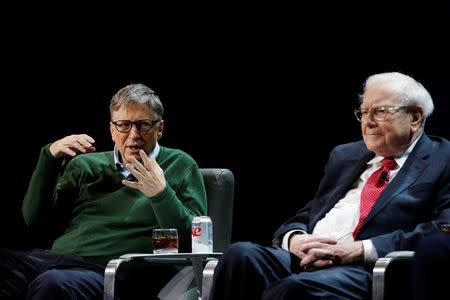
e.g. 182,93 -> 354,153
152,228 -> 179,254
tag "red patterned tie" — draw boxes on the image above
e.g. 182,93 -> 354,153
353,158 -> 397,239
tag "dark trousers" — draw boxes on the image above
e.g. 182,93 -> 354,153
0,248 -> 104,300
412,234 -> 450,300
210,242 -> 372,300
0,248 -> 179,300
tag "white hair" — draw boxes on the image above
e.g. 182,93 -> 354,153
363,72 -> 434,118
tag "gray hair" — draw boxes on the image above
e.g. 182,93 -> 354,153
110,83 -> 164,119
360,72 -> 434,119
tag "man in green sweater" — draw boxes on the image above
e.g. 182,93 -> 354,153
0,83 -> 207,299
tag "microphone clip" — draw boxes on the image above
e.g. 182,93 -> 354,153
380,170 -> 389,183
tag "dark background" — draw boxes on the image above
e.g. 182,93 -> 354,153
1,3 -> 449,249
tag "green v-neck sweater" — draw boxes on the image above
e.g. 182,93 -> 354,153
22,144 -> 207,266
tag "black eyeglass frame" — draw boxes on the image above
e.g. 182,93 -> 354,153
111,119 -> 161,133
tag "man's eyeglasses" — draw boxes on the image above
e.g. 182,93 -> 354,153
354,106 -> 410,122
112,119 -> 160,133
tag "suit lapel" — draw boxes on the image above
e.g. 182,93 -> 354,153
310,149 -> 373,228
363,134 -> 433,226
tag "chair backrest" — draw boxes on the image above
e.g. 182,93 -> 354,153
200,168 -> 234,252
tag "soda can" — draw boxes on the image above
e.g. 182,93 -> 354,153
191,216 -> 213,253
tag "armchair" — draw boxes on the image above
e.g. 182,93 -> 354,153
104,168 -> 235,300
372,226 -> 450,300
372,251 -> 414,300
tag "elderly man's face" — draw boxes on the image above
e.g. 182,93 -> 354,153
110,103 -> 163,164
360,83 -> 423,157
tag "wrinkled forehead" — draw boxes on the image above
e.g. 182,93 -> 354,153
110,103 -> 157,120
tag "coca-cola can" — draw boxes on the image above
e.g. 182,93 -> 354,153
191,216 -> 213,253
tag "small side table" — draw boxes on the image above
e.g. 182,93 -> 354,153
104,252 -> 222,300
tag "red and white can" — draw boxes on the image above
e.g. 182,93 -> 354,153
191,216 -> 213,253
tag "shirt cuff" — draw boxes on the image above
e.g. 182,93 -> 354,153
362,239 -> 379,263
281,229 -> 306,251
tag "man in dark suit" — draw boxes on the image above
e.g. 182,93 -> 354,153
210,72 -> 450,300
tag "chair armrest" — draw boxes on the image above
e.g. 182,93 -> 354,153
104,258 -> 128,300
202,260 -> 219,300
385,251 -> 415,258
372,251 -> 415,300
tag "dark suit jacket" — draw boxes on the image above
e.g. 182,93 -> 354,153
273,134 -> 450,259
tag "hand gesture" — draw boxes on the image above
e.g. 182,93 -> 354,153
289,234 -> 337,270
301,239 -> 364,270
290,234 -> 364,270
122,149 -> 166,197
49,134 -> 96,158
